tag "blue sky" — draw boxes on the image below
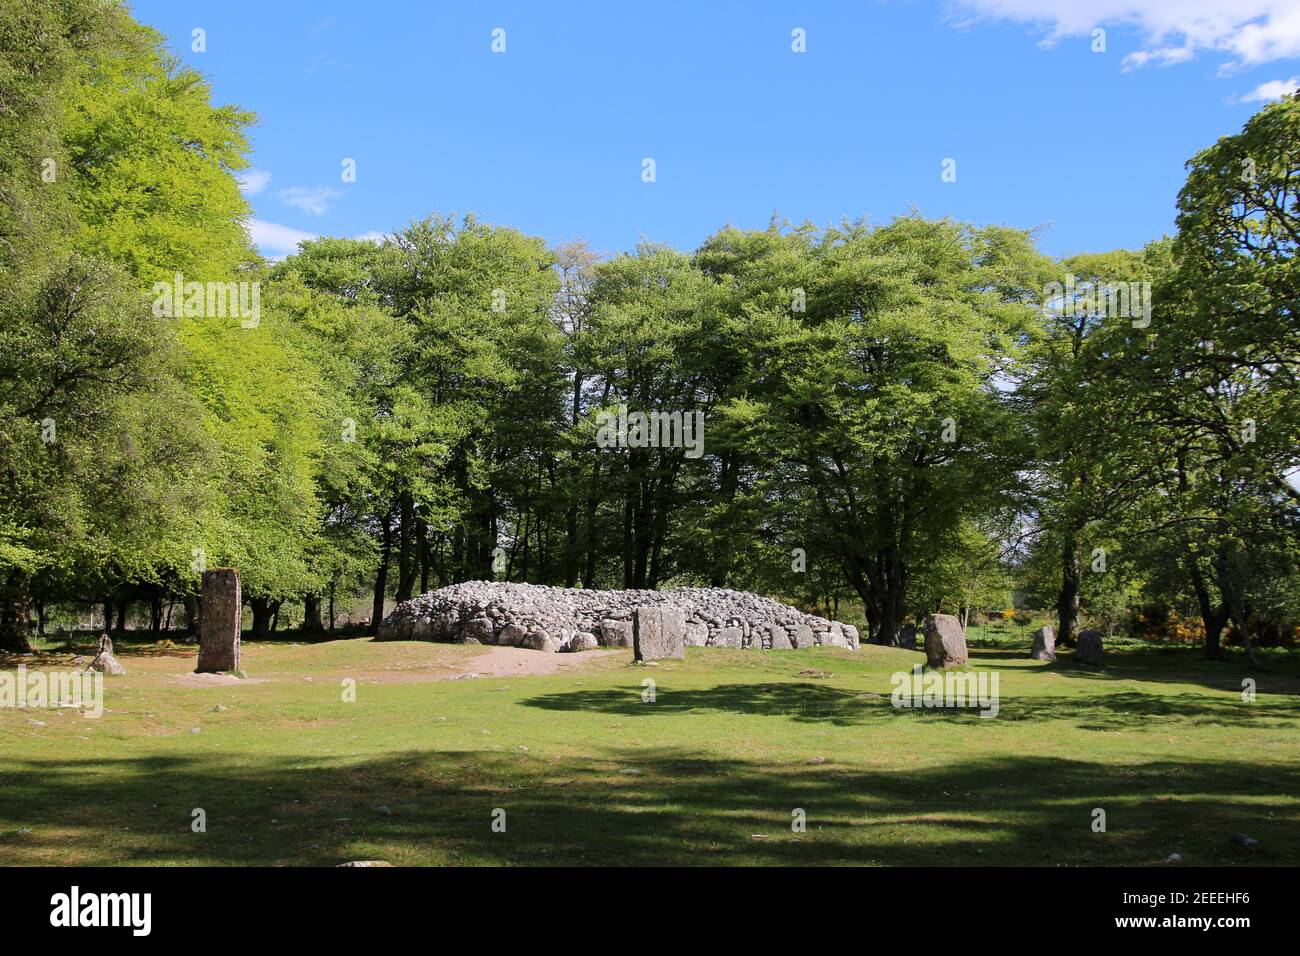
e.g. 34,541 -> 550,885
128,1 -> 1300,261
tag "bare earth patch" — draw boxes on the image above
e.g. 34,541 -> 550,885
357,645 -> 624,682
167,672 -> 270,687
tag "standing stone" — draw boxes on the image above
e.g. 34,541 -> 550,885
898,623 -> 918,650
792,624 -> 816,648
923,614 -> 967,669
769,623 -> 793,650
633,606 -> 686,661
842,624 -> 860,650
1030,625 -> 1056,661
714,626 -> 743,648
597,618 -> 633,648
87,634 -> 126,675
1076,629 -> 1104,666
197,568 -> 241,673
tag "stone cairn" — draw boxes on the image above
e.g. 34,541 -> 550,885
378,581 -> 860,654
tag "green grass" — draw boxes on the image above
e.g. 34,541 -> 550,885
1,633 -> 1297,866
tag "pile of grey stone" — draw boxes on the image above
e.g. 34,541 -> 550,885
378,581 -> 860,653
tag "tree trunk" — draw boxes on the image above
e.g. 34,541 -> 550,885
328,577 -> 337,633
0,571 -> 33,652
371,509 -> 393,635
115,600 -> 128,633
418,518 -> 430,595
1226,590 -> 1263,669
303,593 -> 324,635
1187,554 -> 1228,659
249,597 -> 273,639
184,594 -> 201,638
1055,535 -> 1081,647
396,492 -> 416,602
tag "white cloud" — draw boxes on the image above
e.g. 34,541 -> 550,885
948,1 -> 1300,71
276,186 -> 342,216
246,218 -> 317,259
1240,75 -> 1300,101
354,230 -> 387,244
237,169 -> 272,196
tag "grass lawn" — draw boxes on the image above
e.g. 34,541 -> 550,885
1,633 -> 1297,866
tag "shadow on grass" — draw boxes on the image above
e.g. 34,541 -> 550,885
520,681 -> 1300,730
0,749 -> 1293,866
974,645 -> 1300,697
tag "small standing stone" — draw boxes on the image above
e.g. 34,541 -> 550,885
197,568 -> 241,674
633,606 -> 686,661
87,634 -> 126,675
924,614 -> 967,669
769,623 -> 793,650
1076,630 -> 1104,666
1030,625 -> 1056,661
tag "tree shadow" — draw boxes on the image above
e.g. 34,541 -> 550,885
991,646 -> 1300,697
521,680 -> 1300,731
0,748 -> 1293,866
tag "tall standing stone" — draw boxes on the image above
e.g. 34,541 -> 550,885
1030,625 -> 1056,661
197,568 -> 241,673
633,606 -> 686,661
924,614 -> 967,669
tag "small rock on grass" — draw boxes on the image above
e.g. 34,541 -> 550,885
338,860 -> 393,867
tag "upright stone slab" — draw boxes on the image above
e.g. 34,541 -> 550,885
842,624 -> 860,650
88,634 -> 126,675
633,606 -> 686,661
924,614 -> 967,669
1076,629 -> 1104,666
792,624 -> 816,648
768,623 -> 793,650
197,568 -> 241,673
1030,625 -> 1056,661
